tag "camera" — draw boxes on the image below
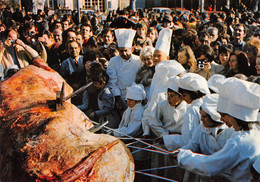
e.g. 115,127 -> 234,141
197,59 -> 206,69
28,31 -> 36,38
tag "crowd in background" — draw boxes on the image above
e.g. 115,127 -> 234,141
0,3 -> 260,182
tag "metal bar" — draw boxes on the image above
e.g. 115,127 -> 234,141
128,145 -> 169,155
65,82 -> 93,100
89,121 -> 109,133
138,165 -> 179,172
131,145 -> 151,154
116,137 -> 154,142
93,123 -> 172,154
126,141 -> 139,146
135,171 -> 178,182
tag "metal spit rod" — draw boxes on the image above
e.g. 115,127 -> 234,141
135,171 -> 178,182
90,120 -> 173,155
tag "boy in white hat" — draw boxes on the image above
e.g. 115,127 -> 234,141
113,84 -> 146,137
106,29 -> 143,112
143,77 -> 189,138
174,78 -> 260,182
163,73 -> 210,150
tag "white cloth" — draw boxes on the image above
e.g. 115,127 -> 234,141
149,60 -> 185,100
253,156 -> 260,174
216,77 -> 237,114
175,73 -> 210,94
163,98 -> 203,150
182,123 -> 234,155
114,103 -> 144,137
126,84 -> 146,101
141,60 -> 185,136
210,61 -> 225,75
201,94 -> 221,122
106,55 -> 143,99
115,29 -> 136,48
168,76 -> 181,95
177,129 -> 260,182
225,79 -> 260,121
207,74 -> 226,93
155,28 -> 173,56
145,100 -> 189,138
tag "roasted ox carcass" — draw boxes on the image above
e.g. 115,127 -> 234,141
0,63 -> 134,181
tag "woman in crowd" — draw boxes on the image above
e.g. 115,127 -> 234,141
177,45 -> 197,72
225,51 -> 251,77
146,27 -> 158,47
133,21 -> 152,55
211,44 -> 233,75
135,46 -> 155,101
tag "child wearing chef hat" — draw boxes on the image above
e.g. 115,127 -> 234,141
145,77 -> 189,139
181,94 -> 234,155
113,84 -> 146,137
107,29 -> 143,113
163,73 -> 210,150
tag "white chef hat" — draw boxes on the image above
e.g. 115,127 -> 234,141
156,60 -> 186,79
115,29 -> 136,48
215,77 -> 237,114
201,94 -> 222,122
175,73 -> 210,94
5,65 -> 19,76
126,83 -> 146,101
207,74 -> 226,93
155,28 -> 173,56
226,79 -> 260,122
253,157 -> 260,174
168,76 -> 181,95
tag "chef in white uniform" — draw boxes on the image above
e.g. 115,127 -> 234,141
142,28 -> 186,137
106,29 -> 143,111
114,84 -> 146,137
144,77 -> 189,138
163,73 -> 210,150
175,78 -> 260,182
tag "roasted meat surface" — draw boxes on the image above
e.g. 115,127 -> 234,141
0,65 -> 134,182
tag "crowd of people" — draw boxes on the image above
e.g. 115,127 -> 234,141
0,3 -> 260,181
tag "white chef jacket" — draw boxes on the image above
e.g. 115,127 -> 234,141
177,129 -> 260,182
163,98 -> 203,150
106,54 -> 142,99
182,123 -> 234,155
145,100 -> 189,138
114,103 -> 144,137
142,60 -> 184,136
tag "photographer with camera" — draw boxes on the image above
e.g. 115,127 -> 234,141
20,22 -> 47,63
194,45 -> 215,80
0,29 -> 39,76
